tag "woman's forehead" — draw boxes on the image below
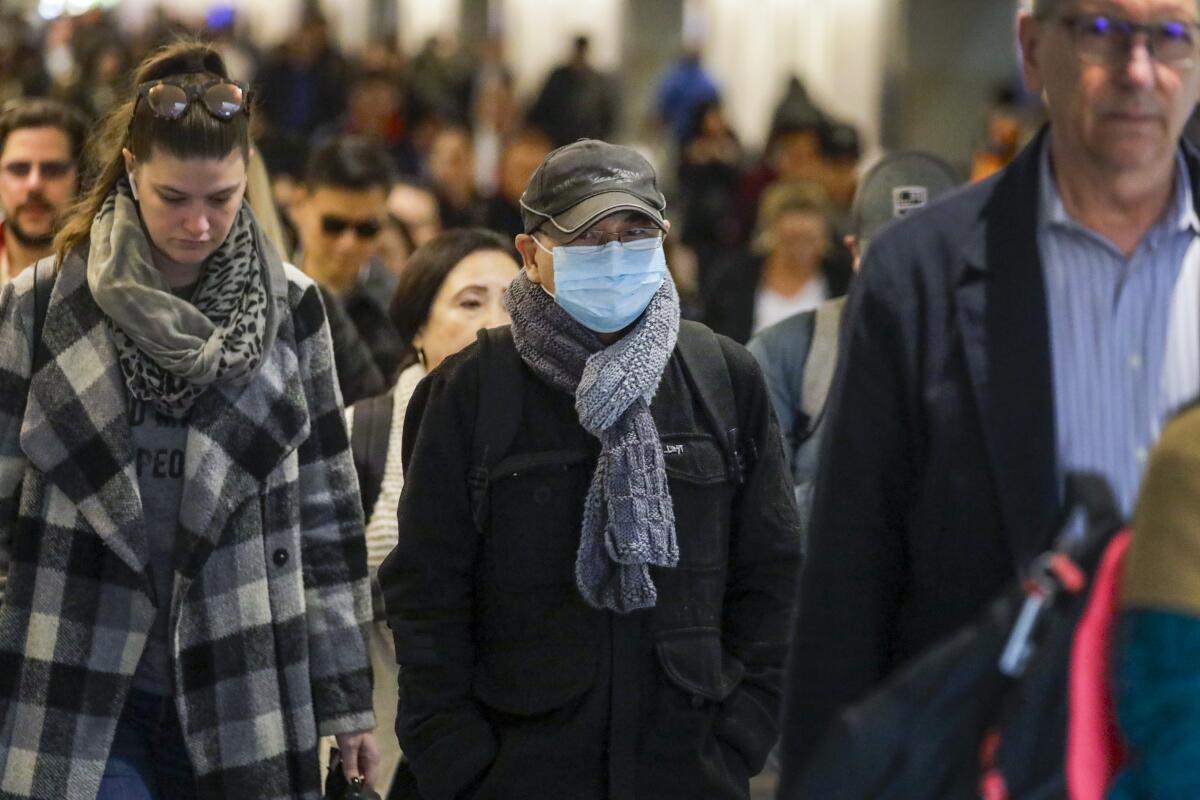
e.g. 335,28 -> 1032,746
140,148 -> 244,190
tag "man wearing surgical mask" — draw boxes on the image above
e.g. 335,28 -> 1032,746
380,139 -> 802,800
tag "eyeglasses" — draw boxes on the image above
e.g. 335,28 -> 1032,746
0,160 -> 74,180
321,215 -> 382,239
1051,14 -> 1200,67
134,78 -> 251,121
554,226 -> 664,252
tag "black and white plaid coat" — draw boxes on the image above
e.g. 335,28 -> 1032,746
0,249 -> 375,799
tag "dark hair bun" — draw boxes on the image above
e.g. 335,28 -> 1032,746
141,46 -> 229,84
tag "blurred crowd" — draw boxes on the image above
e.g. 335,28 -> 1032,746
9,3 -> 1200,800
0,5 -> 1047,354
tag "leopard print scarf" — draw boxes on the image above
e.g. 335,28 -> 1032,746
87,179 -> 277,419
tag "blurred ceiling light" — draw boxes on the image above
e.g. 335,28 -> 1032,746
37,0 -> 65,20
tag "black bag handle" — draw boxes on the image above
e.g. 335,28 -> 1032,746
1054,472 -> 1124,570
32,257 -> 55,367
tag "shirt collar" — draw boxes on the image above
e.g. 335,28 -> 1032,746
1039,143 -> 1200,242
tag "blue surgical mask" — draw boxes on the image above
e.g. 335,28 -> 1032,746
534,236 -> 667,333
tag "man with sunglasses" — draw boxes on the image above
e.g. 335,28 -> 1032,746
293,135 -> 405,386
0,98 -> 86,287
778,0 -> 1200,789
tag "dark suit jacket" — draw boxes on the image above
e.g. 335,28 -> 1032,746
778,131 -> 1200,787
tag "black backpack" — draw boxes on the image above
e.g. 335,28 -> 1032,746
351,320 -> 747,525
781,474 -> 1125,800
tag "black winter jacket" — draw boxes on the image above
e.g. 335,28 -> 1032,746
380,328 -> 802,800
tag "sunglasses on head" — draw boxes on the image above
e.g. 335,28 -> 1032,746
321,215 -> 382,239
134,78 -> 251,122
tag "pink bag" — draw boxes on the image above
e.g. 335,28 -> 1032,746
1066,531 -> 1131,800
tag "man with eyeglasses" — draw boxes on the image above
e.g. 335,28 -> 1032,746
0,98 -> 86,287
778,0 -> 1200,790
379,139 -> 801,800
293,134 -> 404,396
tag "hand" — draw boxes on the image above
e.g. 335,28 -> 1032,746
334,731 -> 381,788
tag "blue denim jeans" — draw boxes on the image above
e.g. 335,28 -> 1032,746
97,689 -> 197,800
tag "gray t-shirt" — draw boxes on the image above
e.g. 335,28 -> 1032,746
128,396 -> 187,696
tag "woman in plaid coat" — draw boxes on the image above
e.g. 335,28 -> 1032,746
0,43 -> 376,799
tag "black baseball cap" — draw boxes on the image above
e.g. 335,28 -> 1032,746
520,139 -> 667,239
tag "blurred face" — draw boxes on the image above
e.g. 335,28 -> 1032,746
349,80 -> 398,127
1019,0 -> 1200,176
414,248 -> 518,370
294,185 -> 387,294
499,138 -> 551,203
820,159 -> 859,209
124,146 -> 245,269
0,127 -> 77,247
388,184 -> 441,246
773,130 -> 821,182
700,107 -> 727,137
376,222 -> 411,278
988,108 -> 1023,148
475,77 -> 514,128
771,210 -> 828,268
97,48 -> 123,81
294,21 -> 328,62
428,129 -> 474,199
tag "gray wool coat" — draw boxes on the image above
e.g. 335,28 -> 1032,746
0,247 -> 375,800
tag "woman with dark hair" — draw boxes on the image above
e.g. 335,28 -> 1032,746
0,41 -> 377,799
346,228 -> 518,795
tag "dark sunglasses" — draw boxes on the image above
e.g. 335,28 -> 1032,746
134,78 -> 251,121
321,215 -> 382,239
0,160 -> 74,180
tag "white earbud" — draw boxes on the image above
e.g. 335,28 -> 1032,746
127,170 -> 140,202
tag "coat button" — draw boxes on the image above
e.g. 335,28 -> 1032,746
533,485 -> 552,505
690,694 -> 706,709
273,548 -> 289,566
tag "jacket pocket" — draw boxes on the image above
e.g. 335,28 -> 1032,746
655,627 -> 744,703
474,641 -> 597,715
485,448 -> 592,588
662,433 -> 735,569
476,449 -> 601,716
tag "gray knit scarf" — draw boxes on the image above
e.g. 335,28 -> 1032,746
506,271 -> 681,613
87,179 -> 276,419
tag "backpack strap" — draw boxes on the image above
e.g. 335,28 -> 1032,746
799,299 -> 844,438
350,391 -> 395,519
676,320 -> 745,484
467,326 -> 526,531
32,257 -> 55,367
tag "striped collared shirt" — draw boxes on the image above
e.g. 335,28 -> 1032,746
1038,145 -> 1200,517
